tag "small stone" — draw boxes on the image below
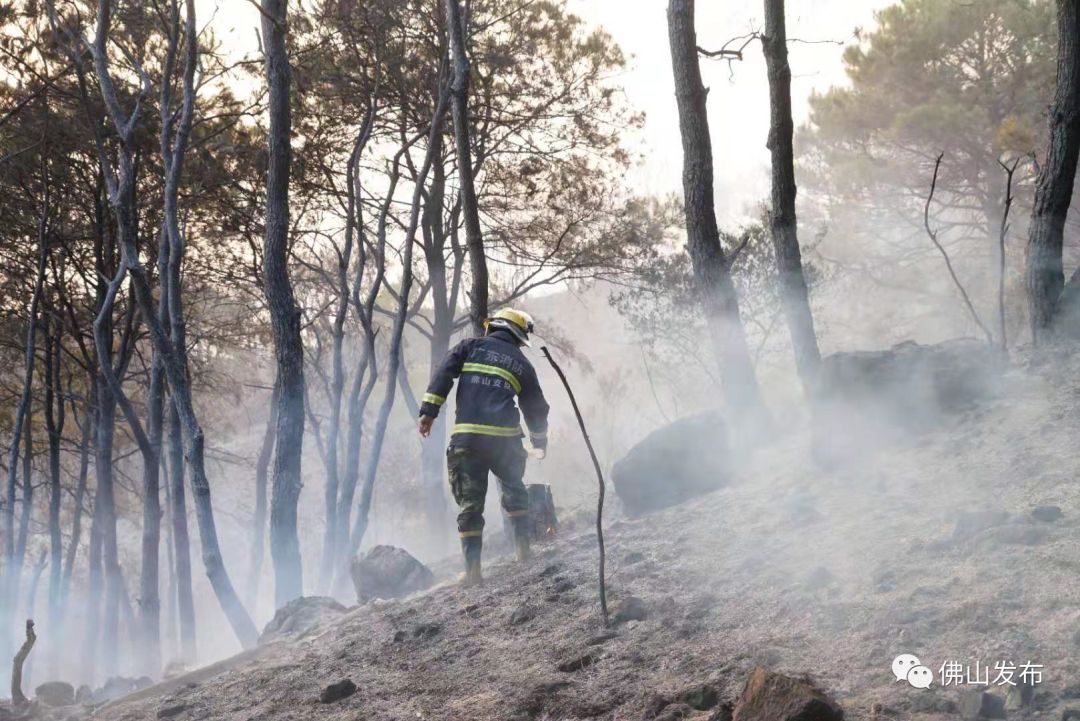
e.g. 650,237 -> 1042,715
708,703 -> 734,721
733,667 -> 843,721
1032,505 -> 1063,522
519,681 -> 570,716
509,603 -> 538,626
586,630 -> 618,646
676,683 -> 719,710
319,679 -> 357,704
654,703 -> 693,721
1005,680 -> 1034,710
613,596 -> 648,625
642,693 -> 671,719
157,703 -> 188,718
556,651 -> 598,673
958,690 -> 1006,719
623,551 -> 645,565
412,622 -> 441,639
553,579 -> 575,593
392,630 -> 406,643
35,681 -> 75,707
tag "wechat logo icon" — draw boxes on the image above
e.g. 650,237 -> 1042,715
893,654 -> 933,689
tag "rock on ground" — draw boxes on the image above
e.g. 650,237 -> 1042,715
814,339 -> 1001,463
351,545 -> 435,603
959,690 -> 1007,719
34,681 -> 75,707
611,411 -> 728,517
817,339 -> 999,417
319,679 -> 357,704
259,596 -> 348,645
732,667 -> 844,721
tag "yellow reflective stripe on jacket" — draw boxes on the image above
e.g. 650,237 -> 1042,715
459,529 -> 483,538
452,423 -> 522,437
461,362 -> 522,394
422,393 -> 446,406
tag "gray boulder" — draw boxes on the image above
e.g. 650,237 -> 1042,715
814,339 -> 1000,463
817,339 -> 1000,419
611,412 -> 728,517
34,681 -> 75,707
350,545 -> 434,603
259,596 -> 348,645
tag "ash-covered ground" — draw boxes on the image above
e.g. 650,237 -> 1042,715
75,354 -> 1080,721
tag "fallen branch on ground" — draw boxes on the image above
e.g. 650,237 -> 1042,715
540,346 -> 609,627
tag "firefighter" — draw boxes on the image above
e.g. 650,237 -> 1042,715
418,308 -> 549,586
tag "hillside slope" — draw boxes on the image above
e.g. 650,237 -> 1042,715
87,355 -> 1080,721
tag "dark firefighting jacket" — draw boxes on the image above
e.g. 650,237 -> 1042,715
419,329 -> 549,448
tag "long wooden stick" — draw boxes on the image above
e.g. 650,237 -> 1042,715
540,347 -> 609,627
11,618 -> 36,705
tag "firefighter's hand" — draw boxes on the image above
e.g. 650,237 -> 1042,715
418,415 -> 434,438
529,446 -> 547,460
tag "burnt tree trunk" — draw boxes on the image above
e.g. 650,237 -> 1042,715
167,398 -> 195,663
2,209 -> 47,649
42,309 -> 64,677
75,0 -> 258,649
1026,0 -> 1080,341
246,379 -> 277,610
260,0 -> 305,608
444,0 -> 489,336
420,149 -> 454,529
60,381 -> 90,612
667,0 -> 766,414
347,86 -> 450,562
762,0 -> 821,389
332,141 -> 405,596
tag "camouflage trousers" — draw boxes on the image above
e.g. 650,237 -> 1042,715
447,438 -> 529,538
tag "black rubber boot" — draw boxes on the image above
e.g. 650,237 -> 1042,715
461,535 -> 483,586
510,515 -> 532,563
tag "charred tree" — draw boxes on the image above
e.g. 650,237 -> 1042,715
443,0 -> 489,336
667,0 -> 765,414
10,620 -> 35,706
761,0 -> 821,389
1026,0 -> 1080,341
246,379 -> 277,609
346,84 -> 451,564
46,0 -> 259,649
42,303 -> 64,676
2,213 -> 47,667
166,399 -> 195,663
260,0 -> 305,608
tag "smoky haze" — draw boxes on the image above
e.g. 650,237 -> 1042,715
0,3 -> 1076,720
